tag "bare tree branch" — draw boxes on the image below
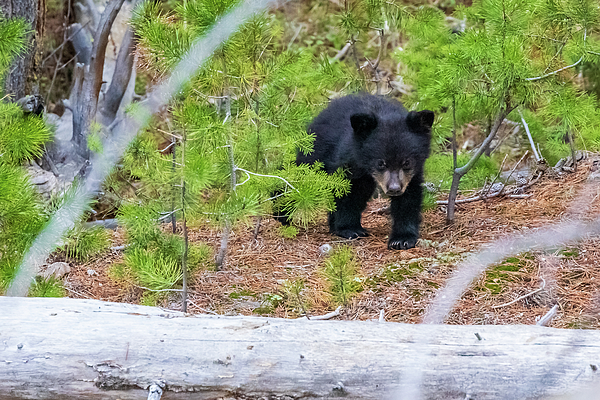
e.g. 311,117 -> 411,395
98,27 -> 136,125
71,0 -> 125,159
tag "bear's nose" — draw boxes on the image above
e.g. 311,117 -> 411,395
387,181 -> 402,196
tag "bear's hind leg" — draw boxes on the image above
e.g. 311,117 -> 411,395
330,176 -> 376,239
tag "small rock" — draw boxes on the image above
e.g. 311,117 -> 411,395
319,244 -> 333,255
40,262 -> 71,280
25,165 -> 58,198
588,169 -> 600,181
87,269 -> 98,276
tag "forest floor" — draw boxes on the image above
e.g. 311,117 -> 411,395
57,155 -> 600,329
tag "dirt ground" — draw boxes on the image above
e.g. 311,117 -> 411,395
62,156 -> 600,329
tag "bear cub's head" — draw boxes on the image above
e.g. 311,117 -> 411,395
350,108 -> 434,196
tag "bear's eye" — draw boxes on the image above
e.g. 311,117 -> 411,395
376,159 -> 386,170
402,159 -> 413,169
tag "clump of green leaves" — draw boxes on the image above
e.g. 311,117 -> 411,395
421,190 -> 438,212
0,102 -> 52,164
319,245 -> 362,305
59,225 -> 110,262
278,225 -> 298,239
253,293 -> 284,315
280,278 -> 309,316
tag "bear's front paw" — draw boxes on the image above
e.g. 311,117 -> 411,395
334,227 -> 369,239
388,235 -> 418,250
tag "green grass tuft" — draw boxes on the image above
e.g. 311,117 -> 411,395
29,276 -> 66,297
59,225 -> 110,262
124,248 -> 182,291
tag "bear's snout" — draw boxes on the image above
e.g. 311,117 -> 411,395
386,171 -> 404,196
374,170 -> 408,197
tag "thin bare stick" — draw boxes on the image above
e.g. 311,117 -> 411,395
215,82 -> 234,269
518,109 -> 542,162
41,21 -> 89,67
492,278 -> 546,309
525,55 -> 584,81
536,304 -> 559,327
181,173 -> 188,313
298,306 -> 342,321
253,216 -> 262,240
498,150 -> 529,196
235,167 -> 297,190
447,105 -> 512,221
286,23 -> 303,50
436,188 -> 531,205
567,129 -> 578,171
481,154 -> 508,199
333,42 -> 352,62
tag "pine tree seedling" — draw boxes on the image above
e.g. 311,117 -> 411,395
319,245 -> 363,306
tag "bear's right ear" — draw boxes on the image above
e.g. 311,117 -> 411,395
407,110 -> 435,134
350,113 -> 378,139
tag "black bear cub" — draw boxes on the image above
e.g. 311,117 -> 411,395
298,94 -> 434,250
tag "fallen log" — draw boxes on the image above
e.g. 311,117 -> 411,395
1,297 -> 600,400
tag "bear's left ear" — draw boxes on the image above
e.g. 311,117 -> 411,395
350,113 -> 378,139
407,110 -> 434,134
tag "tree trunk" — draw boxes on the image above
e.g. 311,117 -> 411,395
0,0 -> 45,99
1,297 -> 600,400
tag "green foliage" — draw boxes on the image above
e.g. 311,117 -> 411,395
124,248 -> 182,290
274,164 -> 350,227
278,224 -> 298,239
421,190 -> 438,212
59,225 -> 110,262
280,278 -> 309,316
253,293 -> 284,314
28,276 -> 66,297
319,245 -> 362,305
117,202 -> 164,248
87,124 -> 104,154
0,17 -> 28,85
425,153 -> 498,190
0,153 -> 46,292
0,102 -> 52,164
397,0 -> 600,174
478,254 -> 534,294
128,0 -> 354,246
116,202 -> 212,289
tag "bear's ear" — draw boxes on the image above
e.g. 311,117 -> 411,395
407,110 -> 434,134
350,113 -> 378,139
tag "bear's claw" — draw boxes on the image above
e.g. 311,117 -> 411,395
388,237 -> 418,250
334,228 -> 369,239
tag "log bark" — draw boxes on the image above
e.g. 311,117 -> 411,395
1,297 -> 600,400
0,0 -> 45,99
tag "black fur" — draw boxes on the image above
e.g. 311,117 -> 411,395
294,94 -> 433,250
